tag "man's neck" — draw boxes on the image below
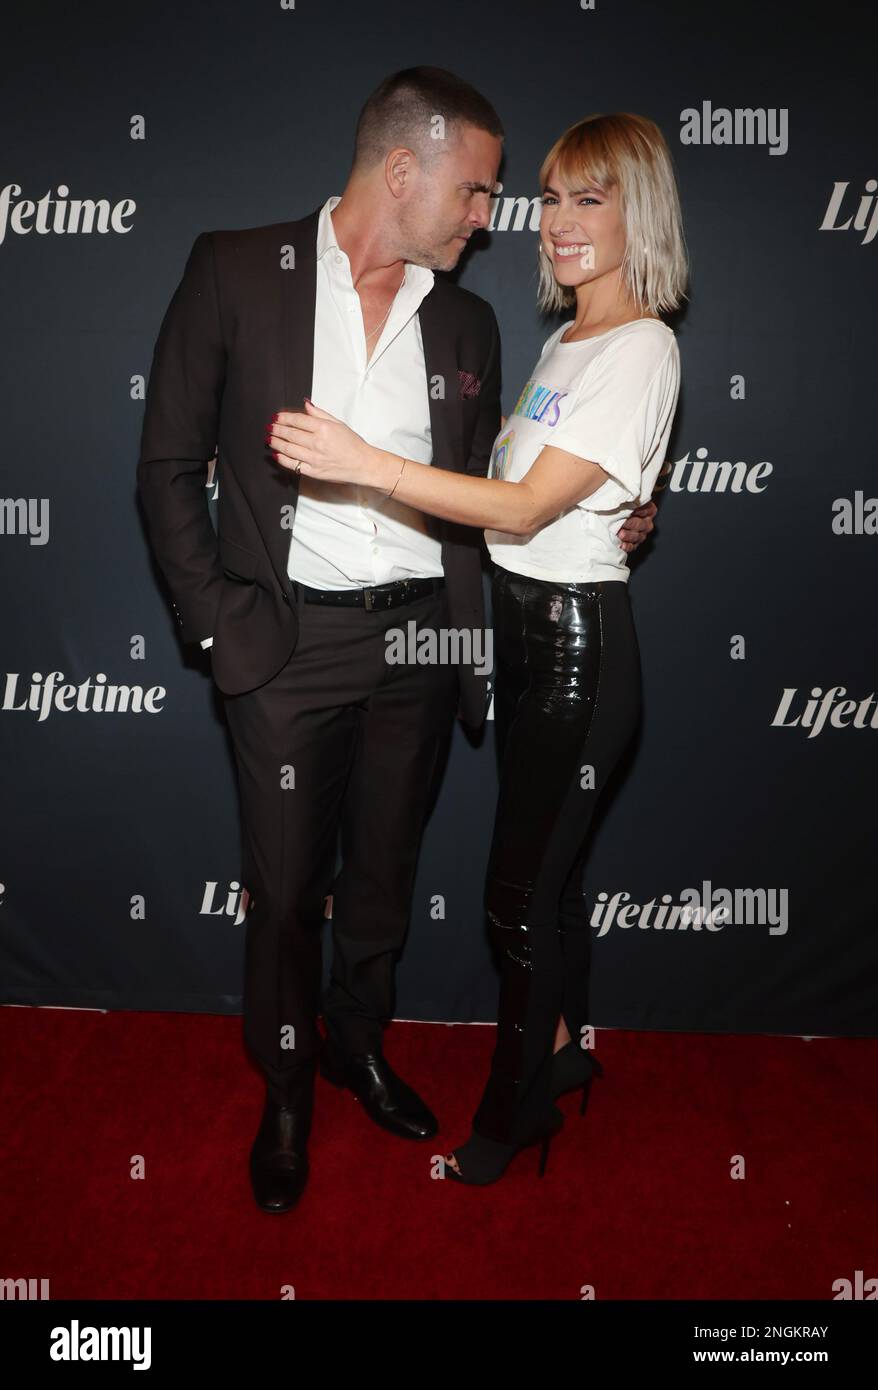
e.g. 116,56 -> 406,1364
330,188 -> 407,291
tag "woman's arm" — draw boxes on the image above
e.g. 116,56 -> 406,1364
268,401 -> 612,537
367,442 -> 611,535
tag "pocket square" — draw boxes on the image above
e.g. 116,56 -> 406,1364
457,369 -> 481,400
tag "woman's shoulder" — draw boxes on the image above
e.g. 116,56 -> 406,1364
606,316 -> 676,345
559,318 -> 679,414
594,317 -> 679,373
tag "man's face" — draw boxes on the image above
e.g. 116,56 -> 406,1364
397,123 -> 502,272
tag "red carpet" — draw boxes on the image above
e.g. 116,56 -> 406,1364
1,1007 -> 875,1300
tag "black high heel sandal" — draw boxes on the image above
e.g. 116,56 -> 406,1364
444,1106 -> 564,1186
551,1041 -> 604,1114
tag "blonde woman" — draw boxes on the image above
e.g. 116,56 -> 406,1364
269,112 -> 688,1186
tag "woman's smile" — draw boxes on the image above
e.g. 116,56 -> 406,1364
553,242 -> 592,257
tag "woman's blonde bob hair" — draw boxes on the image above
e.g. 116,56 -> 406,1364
537,112 -> 689,318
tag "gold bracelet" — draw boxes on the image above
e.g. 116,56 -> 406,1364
386,456 -> 407,499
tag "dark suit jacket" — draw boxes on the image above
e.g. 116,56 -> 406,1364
136,205 -> 502,729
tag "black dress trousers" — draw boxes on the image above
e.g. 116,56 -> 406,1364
221,584 -> 457,1104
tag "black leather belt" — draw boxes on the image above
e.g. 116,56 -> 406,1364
298,576 -> 445,611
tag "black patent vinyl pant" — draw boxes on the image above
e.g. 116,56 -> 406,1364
472,563 -> 642,1147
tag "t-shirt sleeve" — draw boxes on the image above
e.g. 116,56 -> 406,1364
550,328 -> 679,512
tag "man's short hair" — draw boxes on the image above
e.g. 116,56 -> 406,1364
353,66 -> 504,173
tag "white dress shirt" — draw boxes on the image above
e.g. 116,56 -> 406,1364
201,194 -> 442,649
288,194 -> 443,588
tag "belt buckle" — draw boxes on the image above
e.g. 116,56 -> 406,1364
365,582 -> 404,611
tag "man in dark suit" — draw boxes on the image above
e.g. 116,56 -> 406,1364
137,66 -> 652,1213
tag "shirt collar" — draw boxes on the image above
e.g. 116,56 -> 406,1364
316,195 -> 434,296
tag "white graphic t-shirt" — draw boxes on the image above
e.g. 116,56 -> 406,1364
485,318 -> 681,584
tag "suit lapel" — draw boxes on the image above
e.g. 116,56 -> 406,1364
256,206 -> 321,598
417,287 -> 464,476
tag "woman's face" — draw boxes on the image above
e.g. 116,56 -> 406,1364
539,161 -> 627,288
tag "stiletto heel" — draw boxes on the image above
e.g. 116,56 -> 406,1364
579,1075 -> 592,1116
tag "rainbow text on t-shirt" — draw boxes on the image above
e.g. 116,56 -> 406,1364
511,380 -> 570,427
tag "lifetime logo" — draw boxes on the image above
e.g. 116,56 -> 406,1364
656,449 -> 772,494
772,687 -> 878,737
200,881 -> 250,927
0,184 -> 136,245
591,887 -> 789,938
820,180 -> 878,247
2,672 -> 166,720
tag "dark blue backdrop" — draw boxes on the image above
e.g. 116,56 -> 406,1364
2,0 -> 876,1038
